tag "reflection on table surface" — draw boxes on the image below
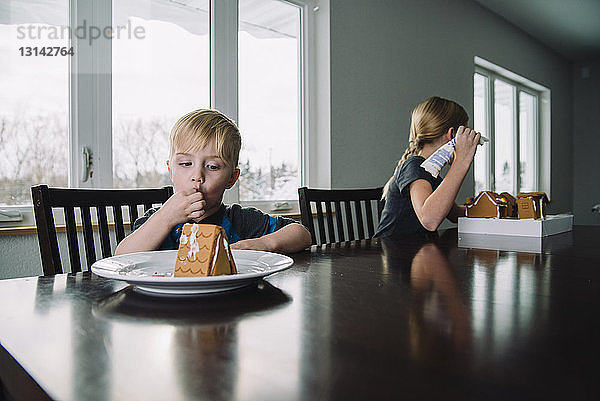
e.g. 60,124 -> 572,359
1,226 -> 599,400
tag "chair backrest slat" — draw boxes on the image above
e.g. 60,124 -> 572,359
315,201 -> 326,245
113,205 -> 126,243
365,201 -> 375,238
31,186 -> 62,276
325,202 -> 335,243
80,207 -> 96,268
298,187 -> 383,246
32,185 -> 173,276
97,207 -> 111,259
344,201 -> 354,241
354,200 -> 365,240
334,201 -> 344,243
64,206 -> 82,273
298,188 -> 316,245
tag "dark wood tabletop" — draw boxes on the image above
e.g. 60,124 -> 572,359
1,226 -> 599,401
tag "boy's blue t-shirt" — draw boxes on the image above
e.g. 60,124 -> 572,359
133,203 -> 297,250
375,155 -> 443,237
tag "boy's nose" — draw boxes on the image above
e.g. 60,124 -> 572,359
191,171 -> 204,184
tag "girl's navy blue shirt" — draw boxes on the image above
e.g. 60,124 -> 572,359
375,156 -> 443,238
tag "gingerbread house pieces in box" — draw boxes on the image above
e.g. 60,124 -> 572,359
498,192 -> 517,217
516,192 -> 549,220
174,223 -> 237,277
465,191 -> 517,218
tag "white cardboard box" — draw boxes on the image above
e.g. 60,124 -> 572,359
457,214 -> 573,237
457,231 -> 573,253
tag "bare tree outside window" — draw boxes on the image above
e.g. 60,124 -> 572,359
1,8 -> 69,206
0,113 -> 68,205
112,116 -> 171,188
238,159 -> 297,201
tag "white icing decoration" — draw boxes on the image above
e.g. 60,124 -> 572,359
180,233 -> 188,245
187,224 -> 200,260
223,237 -> 231,262
209,233 -> 221,275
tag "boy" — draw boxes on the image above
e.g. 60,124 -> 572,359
115,109 -> 312,255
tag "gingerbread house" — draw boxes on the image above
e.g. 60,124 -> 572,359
174,223 -> 237,277
498,192 -> 517,218
465,191 -> 515,218
516,192 -> 549,220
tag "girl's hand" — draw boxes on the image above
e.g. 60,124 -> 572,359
157,189 -> 206,226
453,126 -> 481,169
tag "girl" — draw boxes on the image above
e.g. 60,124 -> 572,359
375,96 -> 481,237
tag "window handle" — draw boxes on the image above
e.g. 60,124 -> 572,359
81,147 -> 92,182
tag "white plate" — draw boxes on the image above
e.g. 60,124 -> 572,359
91,249 -> 293,296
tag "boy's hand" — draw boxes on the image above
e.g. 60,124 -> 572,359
230,224 -> 311,253
158,189 -> 206,226
230,237 -> 271,251
453,126 -> 481,169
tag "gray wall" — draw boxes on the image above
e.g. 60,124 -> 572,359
1,233 -> 43,279
573,59 -> 600,225
329,0 -> 573,215
0,230 -> 114,279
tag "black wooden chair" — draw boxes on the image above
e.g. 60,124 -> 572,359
298,186 -> 384,245
31,184 -> 173,276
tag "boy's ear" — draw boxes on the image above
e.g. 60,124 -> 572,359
447,127 -> 455,141
226,168 -> 240,189
166,159 -> 173,181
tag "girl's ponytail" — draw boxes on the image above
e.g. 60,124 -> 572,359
381,96 -> 468,200
381,140 -> 419,200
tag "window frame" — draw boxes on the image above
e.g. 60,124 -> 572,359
226,0 -> 309,208
1,0 -> 329,228
473,57 -> 551,197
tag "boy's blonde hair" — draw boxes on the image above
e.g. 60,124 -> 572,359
169,109 -> 242,168
382,96 -> 468,199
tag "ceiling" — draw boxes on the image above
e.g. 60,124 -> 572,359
3,0 -> 599,61
474,0 -> 600,61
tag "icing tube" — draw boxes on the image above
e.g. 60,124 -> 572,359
420,136 -> 488,178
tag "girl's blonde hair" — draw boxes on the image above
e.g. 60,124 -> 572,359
169,109 -> 242,168
382,96 -> 468,199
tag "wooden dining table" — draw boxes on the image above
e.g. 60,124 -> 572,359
1,226 -> 599,401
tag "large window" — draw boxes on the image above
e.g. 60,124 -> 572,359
238,0 -> 301,202
0,1 -> 69,206
473,59 -> 549,196
1,0 -> 320,226
112,0 -> 302,202
112,0 -> 210,189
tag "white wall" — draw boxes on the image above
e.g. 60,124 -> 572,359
329,0 -> 573,215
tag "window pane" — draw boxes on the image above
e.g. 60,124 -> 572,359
473,73 -> 487,195
0,2 -> 69,205
494,79 -> 514,193
238,0 -> 301,201
519,91 -> 536,192
112,1 -> 209,188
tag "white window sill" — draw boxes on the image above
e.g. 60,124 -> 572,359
0,199 -> 301,234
